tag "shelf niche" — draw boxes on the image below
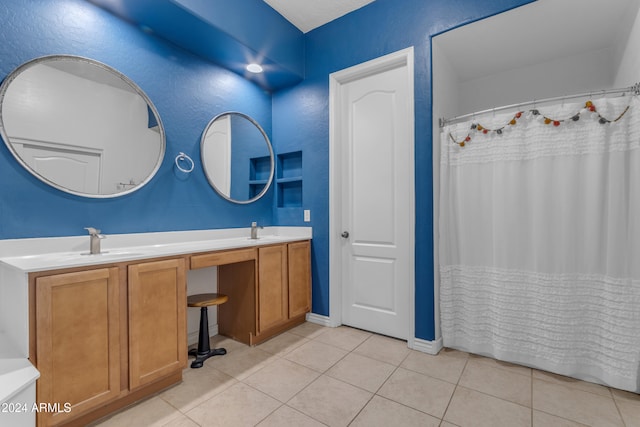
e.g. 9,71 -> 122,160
276,151 -> 302,208
249,155 -> 271,199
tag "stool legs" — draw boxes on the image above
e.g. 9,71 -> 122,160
188,306 -> 226,368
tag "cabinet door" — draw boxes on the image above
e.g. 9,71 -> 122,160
288,241 -> 311,318
258,245 -> 288,332
35,268 -> 120,426
128,258 -> 186,390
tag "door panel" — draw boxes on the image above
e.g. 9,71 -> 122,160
258,245 -> 287,332
340,61 -> 413,340
353,256 -> 396,312
203,114 -> 231,195
288,241 -> 311,318
128,258 -> 186,389
35,268 -> 120,426
352,91 -> 396,245
13,138 -> 101,193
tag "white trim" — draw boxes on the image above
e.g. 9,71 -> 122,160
305,312 -> 336,327
328,69 -> 343,328
329,46 -> 415,341
410,337 -> 443,355
432,39 -> 442,343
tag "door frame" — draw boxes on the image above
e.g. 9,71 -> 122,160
328,47 -> 415,347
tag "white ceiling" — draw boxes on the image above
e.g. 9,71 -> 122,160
433,0 -> 640,82
265,0 -> 640,76
263,0 -> 375,33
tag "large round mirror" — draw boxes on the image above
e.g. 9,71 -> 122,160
201,112 -> 274,204
0,55 -> 165,198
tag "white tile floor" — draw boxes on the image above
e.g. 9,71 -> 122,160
94,323 -> 640,427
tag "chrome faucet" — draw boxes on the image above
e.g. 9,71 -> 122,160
85,227 -> 106,254
250,222 -> 263,239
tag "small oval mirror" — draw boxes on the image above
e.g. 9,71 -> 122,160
201,112 -> 274,204
0,55 -> 165,198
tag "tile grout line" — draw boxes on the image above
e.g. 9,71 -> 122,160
438,353 -> 470,425
607,386 -> 628,427
298,329 -> 439,426
530,366 -> 534,427
321,331 -> 376,426
244,332 -> 330,426
181,332 -> 312,426
346,337 -> 415,426
266,326 -> 367,426
345,333 -> 390,421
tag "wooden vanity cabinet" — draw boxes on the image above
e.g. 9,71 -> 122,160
28,239 -> 308,425
33,268 -> 121,427
257,241 -> 311,334
287,240 -> 312,318
30,257 -> 187,427
210,241 -> 311,345
128,258 -> 187,389
257,244 -> 288,332
255,241 -> 311,343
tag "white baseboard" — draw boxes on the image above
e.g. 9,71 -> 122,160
188,324 -> 219,346
304,314 -> 443,356
305,312 -> 334,327
248,311 -> 442,356
410,336 -> 443,355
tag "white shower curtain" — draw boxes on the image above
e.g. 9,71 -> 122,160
439,95 -> 640,392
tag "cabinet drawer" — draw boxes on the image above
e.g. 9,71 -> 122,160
190,248 -> 257,269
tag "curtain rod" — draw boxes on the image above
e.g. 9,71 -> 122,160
439,82 -> 640,128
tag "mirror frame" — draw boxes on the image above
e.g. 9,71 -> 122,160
200,111 -> 275,204
0,54 -> 166,198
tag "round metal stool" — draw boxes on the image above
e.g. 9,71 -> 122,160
187,293 -> 228,368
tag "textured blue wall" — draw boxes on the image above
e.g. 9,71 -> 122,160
173,0 -> 304,78
0,0 -> 274,239
272,0 -> 535,340
0,0 -> 537,342
88,0 -> 304,90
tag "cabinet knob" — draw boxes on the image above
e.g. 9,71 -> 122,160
341,231 -> 349,238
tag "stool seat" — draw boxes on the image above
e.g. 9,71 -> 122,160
188,293 -> 228,307
188,293 -> 228,368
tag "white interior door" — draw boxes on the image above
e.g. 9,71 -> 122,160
204,114 -> 231,196
12,139 -> 101,193
331,48 -> 415,340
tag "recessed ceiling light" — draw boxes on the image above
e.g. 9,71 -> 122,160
246,63 -> 263,73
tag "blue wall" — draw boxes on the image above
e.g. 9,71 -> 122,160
272,0 -> 534,340
87,0 -> 304,90
0,0 -> 535,341
0,0 -> 274,238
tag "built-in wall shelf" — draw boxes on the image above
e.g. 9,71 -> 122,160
250,155 -> 271,198
276,151 -> 302,208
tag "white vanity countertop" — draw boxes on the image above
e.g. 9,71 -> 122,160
0,226 -> 312,273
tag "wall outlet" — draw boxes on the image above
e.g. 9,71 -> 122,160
303,210 -> 311,222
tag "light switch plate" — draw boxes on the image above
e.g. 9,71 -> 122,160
304,210 -> 311,222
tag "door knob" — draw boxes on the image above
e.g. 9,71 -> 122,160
341,231 -> 349,238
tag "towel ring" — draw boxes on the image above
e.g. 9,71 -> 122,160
175,152 -> 194,173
